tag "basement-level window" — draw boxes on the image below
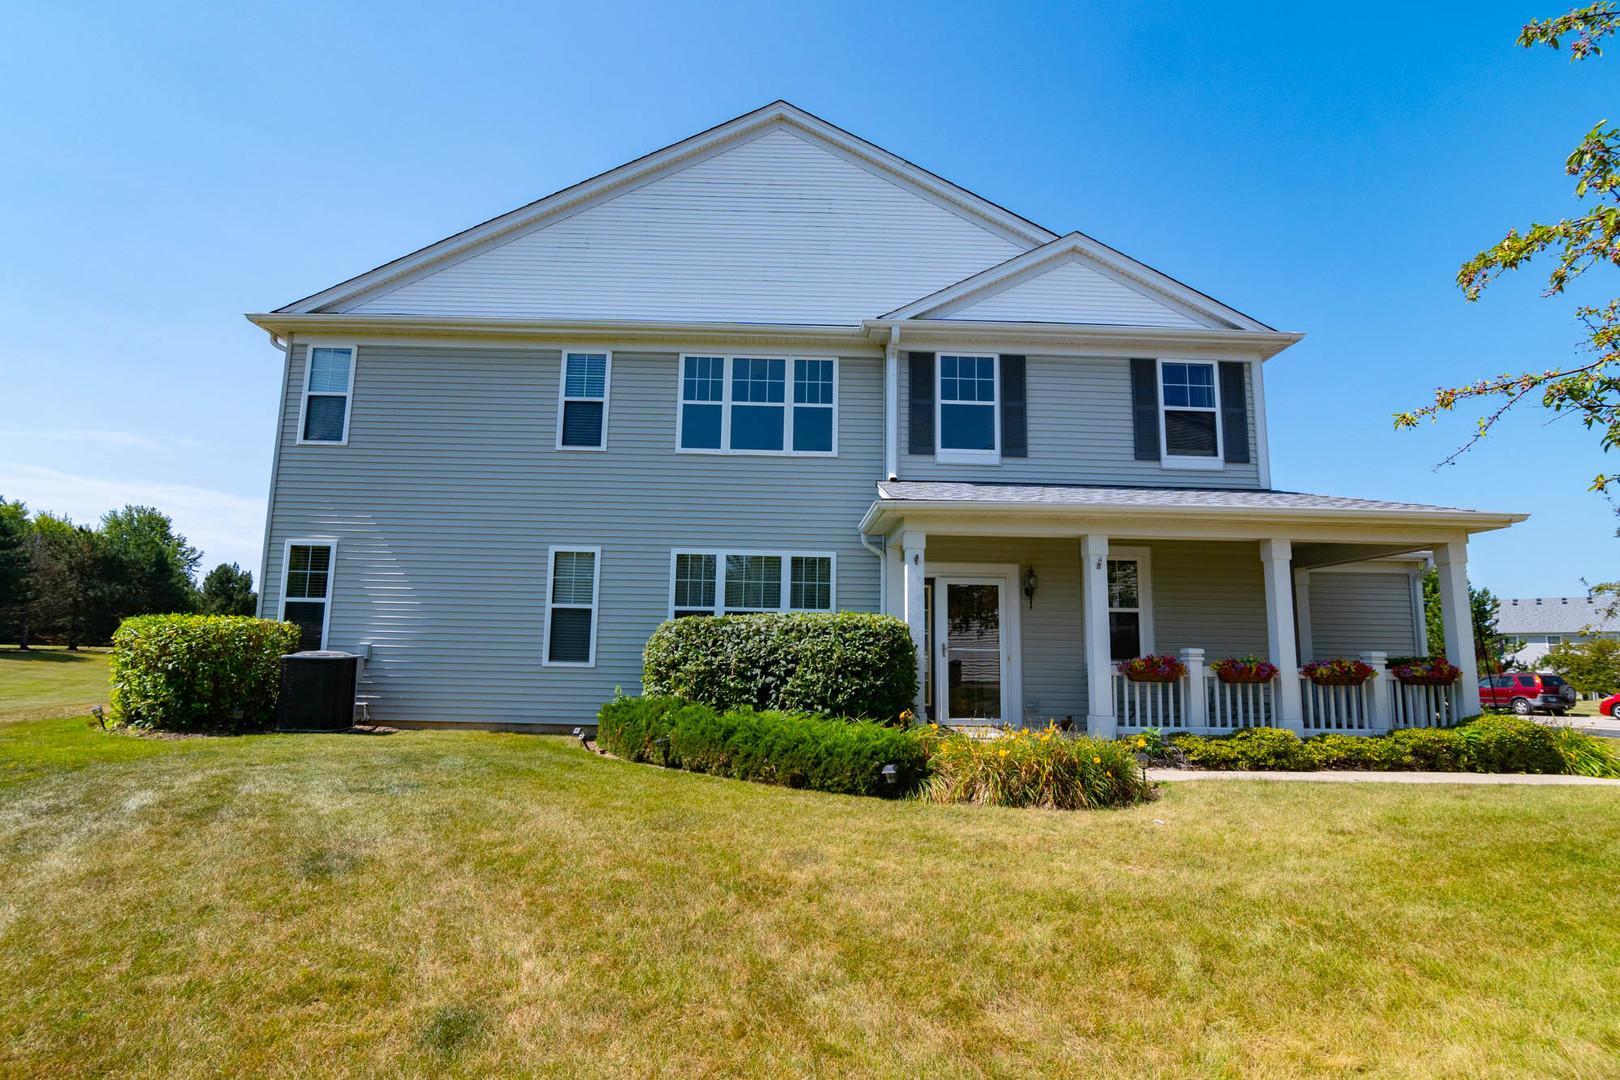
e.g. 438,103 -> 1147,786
281,541 -> 336,651
299,346 -> 354,444
545,548 -> 600,666
669,550 -> 835,617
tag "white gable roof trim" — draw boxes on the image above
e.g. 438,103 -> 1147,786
882,233 -> 1273,332
277,101 -> 1058,316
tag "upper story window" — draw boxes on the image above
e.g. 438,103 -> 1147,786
669,549 -> 836,617
557,351 -> 610,450
1159,360 -> 1222,467
299,346 -> 354,444
937,354 -> 999,464
677,355 -> 837,456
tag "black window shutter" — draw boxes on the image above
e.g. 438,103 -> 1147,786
1000,355 -> 1027,457
908,352 -> 935,455
1129,359 -> 1160,461
1219,361 -> 1251,464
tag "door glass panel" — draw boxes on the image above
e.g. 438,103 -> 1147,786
945,582 -> 1001,721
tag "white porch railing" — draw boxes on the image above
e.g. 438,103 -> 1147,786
1390,680 -> 1463,729
1300,680 -> 1374,731
1205,674 -> 1276,731
1114,671 -> 1184,729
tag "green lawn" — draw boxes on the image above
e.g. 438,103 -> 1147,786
0,646 -> 111,722
2,713 -> 1618,1078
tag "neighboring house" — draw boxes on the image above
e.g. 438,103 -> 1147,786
1498,596 -> 1620,668
250,101 -> 1526,734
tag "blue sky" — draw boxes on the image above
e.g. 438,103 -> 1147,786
2,0 -> 1616,597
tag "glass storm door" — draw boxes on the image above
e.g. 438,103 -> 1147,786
935,579 -> 1005,722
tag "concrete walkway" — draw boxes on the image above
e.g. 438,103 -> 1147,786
1147,769 -> 1620,786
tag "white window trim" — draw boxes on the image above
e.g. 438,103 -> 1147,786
935,352 -> 1001,465
543,545 -> 602,668
1157,358 -> 1224,471
278,537 -> 339,650
1107,546 -> 1155,656
666,548 -> 838,618
294,343 -> 357,446
555,349 -> 612,452
674,354 -> 839,457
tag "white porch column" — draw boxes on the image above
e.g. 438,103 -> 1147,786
1361,651 -> 1392,732
1434,541 -> 1482,716
1081,534 -> 1116,738
1293,568 -> 1314,664
901,530 -> 927,715
1180,647 -> 1207,731
1260,538 -> 1303,730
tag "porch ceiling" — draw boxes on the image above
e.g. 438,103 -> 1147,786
862,481 -> 1526,545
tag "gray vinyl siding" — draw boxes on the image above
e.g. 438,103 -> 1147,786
1144,540 -> 1270,659
1309,572 -> 1417,661
263,343 -> 884,727
900,355 -> 1262,488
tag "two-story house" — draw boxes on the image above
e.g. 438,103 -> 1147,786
250,102 -> 1524,735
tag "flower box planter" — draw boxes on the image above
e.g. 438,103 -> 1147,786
1302,659 -> 1377,687
1120,655 -> 1187,683
1212,658 -> 1279,684
1388,657 -> 1462,686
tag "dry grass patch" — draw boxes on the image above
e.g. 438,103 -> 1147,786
0,716 -> 1618,1078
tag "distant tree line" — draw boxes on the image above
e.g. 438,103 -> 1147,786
0,497 -> 256,649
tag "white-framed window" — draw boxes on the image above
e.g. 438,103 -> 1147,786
937,353 -> 999,464
297,345 -> 355,444
1105,547 -> 1154,661
668,549 -> 836,617
1158,359 -> 1223,468
676,355 -> 837,456
280,539 -> 337,651
545,547 -> 600,666
557,350 -> 611,450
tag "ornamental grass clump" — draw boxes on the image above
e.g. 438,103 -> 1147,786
919,723 -> 1155,809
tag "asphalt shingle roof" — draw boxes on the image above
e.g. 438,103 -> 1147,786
875,481 -> 1493,516
1496,597 -> 1620,635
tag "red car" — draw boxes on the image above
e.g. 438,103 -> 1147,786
1479,672 -> 1577,716
1600,693 -> 1620,717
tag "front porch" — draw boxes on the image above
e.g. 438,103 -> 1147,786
862,482 -> 1526,739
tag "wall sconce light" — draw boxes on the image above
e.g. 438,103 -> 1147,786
1023,566 -> 1038,609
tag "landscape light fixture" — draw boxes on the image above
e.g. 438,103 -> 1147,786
90,705 -> 105,729
573,726 -> 590,749
881,764 -> 898,785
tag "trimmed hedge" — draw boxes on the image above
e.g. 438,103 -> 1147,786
1167,717 -> 1619,776
111,614 -> 300,732
597,696 -> 929,797
641,612 -> 916,721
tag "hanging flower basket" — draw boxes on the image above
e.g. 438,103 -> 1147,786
1212,656 -> 1279,684
1389,656 -> 1462,686
1120,654 -> 1187,683
1302,658 -> 1377,687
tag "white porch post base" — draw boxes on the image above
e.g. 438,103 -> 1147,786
901,530 -> 927,718
1361,651 -> 1392,732
1081,534 -> 1116,739
1434,542 -> 1482,716
1260,538 -> 1304,732
1181,648 -> 1207,730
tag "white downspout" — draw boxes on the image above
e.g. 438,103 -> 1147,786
860,533 -> 887,615
884,325 -> 899,481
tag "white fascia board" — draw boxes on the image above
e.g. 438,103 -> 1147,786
247,314 -> 882,353
273,101 -> 1057,316
861,318 -> 1303,361
880,232 -> 1276,333
858,498 -> 1528,539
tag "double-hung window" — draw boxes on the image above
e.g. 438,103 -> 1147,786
557,351 -> 610,449
1159,360 -> 1222,465
678,355 -> 837,455
937,354 -> 998,463
299,346 -> 355,444
281,540 -> 336,652
1105,548 -> 1153,661
546,547 -> 600,666
669,550 -> 835,617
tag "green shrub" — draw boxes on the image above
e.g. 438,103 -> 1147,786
111,614 -> 300,732
1166,717 -> 1611,775
597,696 -> 929,797
641,612 -> 917,721
920,723 -> 1154,809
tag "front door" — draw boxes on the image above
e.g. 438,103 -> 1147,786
934,577 -> 1008,723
